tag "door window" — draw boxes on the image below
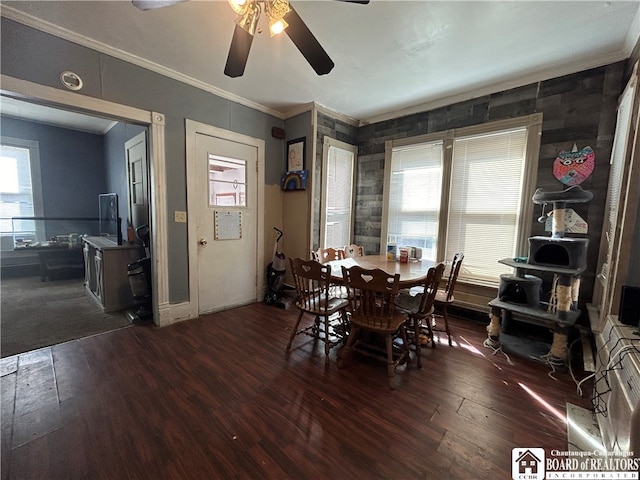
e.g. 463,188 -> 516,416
208,155 -> 247,207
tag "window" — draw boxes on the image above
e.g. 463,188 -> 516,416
208,155 -> 247,207
320,138 -> 357,248
387,141 -> 443,260
383,114 -> 542,285
0,137 -> 43,248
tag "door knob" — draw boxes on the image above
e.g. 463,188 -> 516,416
199,238 -> 208,245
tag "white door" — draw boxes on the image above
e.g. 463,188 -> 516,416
194,132 -> 258,314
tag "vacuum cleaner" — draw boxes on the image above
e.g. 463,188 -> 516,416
264,227 -> 286,305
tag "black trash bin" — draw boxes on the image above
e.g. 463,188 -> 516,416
128,258 -> 151,298
126,225 -> 153,323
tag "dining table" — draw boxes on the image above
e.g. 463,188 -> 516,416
327,254 -> 435,289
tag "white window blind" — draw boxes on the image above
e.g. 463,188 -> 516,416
324,144 -> 355,248
446,128 -> 528,281
598,80 -> 635,316
387,141 -> 443,260
605,83 -> 634,263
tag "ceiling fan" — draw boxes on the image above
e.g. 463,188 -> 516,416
132,0 -> 369,78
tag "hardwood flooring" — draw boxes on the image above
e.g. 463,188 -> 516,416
1,302 -> 593,479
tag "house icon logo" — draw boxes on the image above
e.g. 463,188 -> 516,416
512,448 -> 545,480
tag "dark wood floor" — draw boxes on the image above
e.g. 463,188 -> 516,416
1,302 -> 593,479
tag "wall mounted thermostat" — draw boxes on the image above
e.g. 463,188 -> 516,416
60,71 -> 83,91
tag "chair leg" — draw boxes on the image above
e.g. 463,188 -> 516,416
398,326 -> 410,366
442,305 -> 452,346
338,325 -> 358,367
340,311 -> 349,343
385,334 -> 395,377
425,314 -> 436,349
286,310 -> 305,353
413,317 -> 422,369
323,315 -> 331,357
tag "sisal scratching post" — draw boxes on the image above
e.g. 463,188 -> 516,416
484,308 -> 502,349
548,331 -> 568,365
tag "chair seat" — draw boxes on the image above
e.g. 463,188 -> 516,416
434,289 -> 452,303
396,288 -> 426,312
350,311 -> 406,334
296,294 -> 349,315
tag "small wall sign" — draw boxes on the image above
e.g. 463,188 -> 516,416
553,144 -> 595,186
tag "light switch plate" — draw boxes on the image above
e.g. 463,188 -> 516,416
174,211 -> 187,223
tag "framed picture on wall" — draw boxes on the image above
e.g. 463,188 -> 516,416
287,137 -> 305,172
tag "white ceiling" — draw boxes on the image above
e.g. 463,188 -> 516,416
1,0 -> 639,126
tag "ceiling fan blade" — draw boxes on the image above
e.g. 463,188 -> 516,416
335,0 -> 370,3
224,25 -> 255,78
132,0 -> 188,11
284,5 -> 334,76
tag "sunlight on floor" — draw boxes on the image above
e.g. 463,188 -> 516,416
457,335 -> 485,357
519,382 -> 604,452
519,382 -> 567,423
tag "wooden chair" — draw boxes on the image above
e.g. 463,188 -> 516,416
395,262 -> 445,368
287,258 -> 350,359
339,265 -> 409,379
313,247 -> 345,264
343,244 -> 365,258
433,252 -> 464,346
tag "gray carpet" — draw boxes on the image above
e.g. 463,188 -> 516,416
1,276 -> 131,358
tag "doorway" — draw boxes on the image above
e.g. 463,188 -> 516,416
0,105 -> 150,356
186,120 -> 265,317
0,77 -> 170,356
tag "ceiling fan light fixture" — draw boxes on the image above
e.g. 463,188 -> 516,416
227,0 -> 248,15
235,3 -> 261,36
265,0 -> 289,36
269,17 -> 288,36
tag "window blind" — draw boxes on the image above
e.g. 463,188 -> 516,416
324,145 -> 354,248
446,128 -> 528,281
388,141 -> 443,260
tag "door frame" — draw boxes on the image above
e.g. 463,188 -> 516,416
185,119 -> 265,319
0,74 -> 174,325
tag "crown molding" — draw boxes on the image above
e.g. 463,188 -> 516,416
282,102 -> 314,121
1,6 -> 286,120
313,102 -> 359,127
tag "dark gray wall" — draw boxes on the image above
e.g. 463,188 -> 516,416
1,17 -> 285,303
0,116 -> 106,218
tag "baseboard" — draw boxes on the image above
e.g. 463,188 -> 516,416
156,301 -> 193,327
